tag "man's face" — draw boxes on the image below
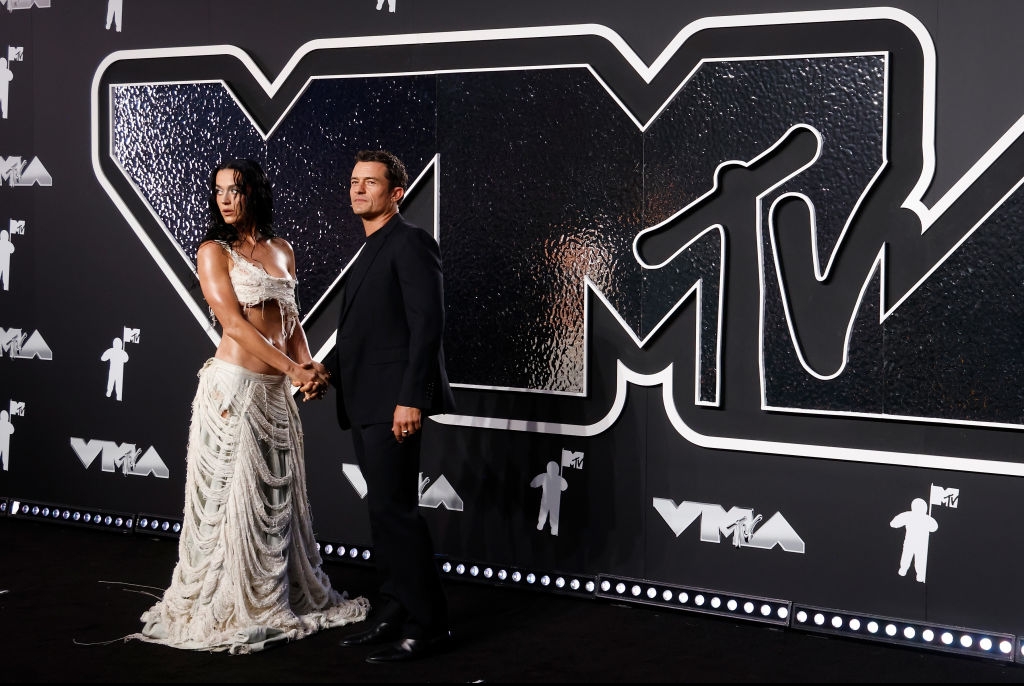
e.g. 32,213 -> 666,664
350,161 -> 402,220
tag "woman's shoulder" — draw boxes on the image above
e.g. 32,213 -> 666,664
198,238 -> 231,252
197,239 -> 231,264
267,235 -> 294,253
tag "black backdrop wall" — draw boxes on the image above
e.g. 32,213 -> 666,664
4,0 -> 1024,662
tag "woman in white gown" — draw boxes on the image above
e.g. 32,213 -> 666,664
133,159 -> 369,653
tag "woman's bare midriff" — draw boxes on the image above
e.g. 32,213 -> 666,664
214,299 -> 290,375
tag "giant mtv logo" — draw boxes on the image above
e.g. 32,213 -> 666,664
94,9 -> 1024,476
70,436 -> 169,478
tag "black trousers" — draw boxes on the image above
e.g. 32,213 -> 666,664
351,422 -> 448,638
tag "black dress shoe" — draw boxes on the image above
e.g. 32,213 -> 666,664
339,621 -> 401,647
365,631 -> 453,663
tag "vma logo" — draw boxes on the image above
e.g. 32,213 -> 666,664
69,436 -> 169,478
418,472 -> 464,510
341,463 -> 463,511
0,327 -> 52,360
1,0 -> 51,10
0,157 -> 52,187
653,498 -> 805,553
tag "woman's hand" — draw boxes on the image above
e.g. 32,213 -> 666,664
292,361 -> 330,402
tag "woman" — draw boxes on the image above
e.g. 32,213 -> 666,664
133,159 -> 368,653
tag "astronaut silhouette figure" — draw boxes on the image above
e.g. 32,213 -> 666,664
376,0 -> 396,12
530,460 -> 568,536
0,409 -> 14,471
101,337 -> 129,401
0,57 -> 13,120
0,230 -> 14,290
105,0 -> 123,32
889,497 -> 938,583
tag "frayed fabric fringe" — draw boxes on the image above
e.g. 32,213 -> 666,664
128,358 -> 368,654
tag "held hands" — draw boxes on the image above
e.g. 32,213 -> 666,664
291,361 -> 331,402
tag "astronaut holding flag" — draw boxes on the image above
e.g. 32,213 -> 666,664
530,449 -> 583,536
100,326 -> 140,402
1,400 -> 22,471
889,483 -> 959,583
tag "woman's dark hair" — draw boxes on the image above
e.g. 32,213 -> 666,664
200,158 -> 276,245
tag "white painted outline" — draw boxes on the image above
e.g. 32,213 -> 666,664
89,8 -> 1024,474
436,362 -> 1024,477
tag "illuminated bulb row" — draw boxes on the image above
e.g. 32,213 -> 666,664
599,578 -> 789,621
320,543 -> 372,562
794,610 -> 1012,657
136,517 -> 181,534
440,561 -> 595,593
16,502 -> 133,530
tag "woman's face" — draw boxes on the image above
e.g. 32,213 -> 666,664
214,168 -> 246,225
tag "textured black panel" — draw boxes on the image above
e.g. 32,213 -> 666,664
437,69 -> 643,392
111,56 -> 888,403
883,192 -> 1024,423
110,77 -> 437,313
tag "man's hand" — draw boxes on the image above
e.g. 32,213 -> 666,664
393,405 -> 422,442
293,361 -> 330,402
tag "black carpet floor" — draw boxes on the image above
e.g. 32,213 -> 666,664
2,516 -> 1024,683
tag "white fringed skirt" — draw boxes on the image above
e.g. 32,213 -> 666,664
133,357 -> 369,653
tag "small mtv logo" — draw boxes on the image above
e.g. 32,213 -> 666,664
560,448 -> 584,470
9,219 -> 25,234
122,327 -> 140,344
9,400 -> 25,416
7,46 -> 23,62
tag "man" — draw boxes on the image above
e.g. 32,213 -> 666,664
327,149 -> 456,663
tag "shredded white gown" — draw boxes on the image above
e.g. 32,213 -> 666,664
131,356 -> 369,653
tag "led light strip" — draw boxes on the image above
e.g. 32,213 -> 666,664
3,501 -> 1021,666
792,604 -> 1015,662
134,513 -> 183,538
318,540 -> 374,564
8,498 -> 135,532
596,574 -> 791,626
438,556 -> 597,596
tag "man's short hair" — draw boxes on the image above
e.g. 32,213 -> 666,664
356,149 -> 409,190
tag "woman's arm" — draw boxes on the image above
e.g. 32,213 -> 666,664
286,314 -> 329,400
278,238 -> 330,398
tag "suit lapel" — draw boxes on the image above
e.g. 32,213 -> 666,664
338,215 -> 400,325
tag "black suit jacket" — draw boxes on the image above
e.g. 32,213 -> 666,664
325,213 -> 456,429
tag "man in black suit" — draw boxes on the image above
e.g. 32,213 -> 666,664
326,149 -> 457,663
